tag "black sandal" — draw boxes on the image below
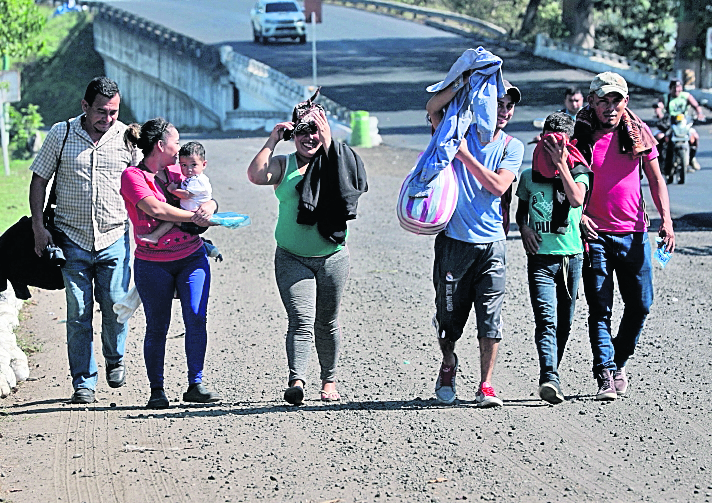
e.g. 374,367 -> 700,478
284,382 -> 304,405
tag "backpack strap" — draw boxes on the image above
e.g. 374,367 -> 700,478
499,134 -> 514,235
500,134 -> 513,162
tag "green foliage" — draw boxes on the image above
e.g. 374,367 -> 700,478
15,332 -> 42,356
678,0 -> 712,61
7,103 -> 43,159
594,0 -> 677,71
518,0 -> 568,44
16,8 -> 113,126
0,158 -> 33,234
0,0 -> 46,61
393,0 -> 526,35
377,0 -> 678,72
447,0 -> 525,34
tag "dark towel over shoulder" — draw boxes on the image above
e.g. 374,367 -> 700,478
295,141 -> 368,244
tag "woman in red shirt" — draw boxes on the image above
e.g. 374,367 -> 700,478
121,118 -> 219,409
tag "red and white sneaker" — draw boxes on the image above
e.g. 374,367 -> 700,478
475,381 -> 503,408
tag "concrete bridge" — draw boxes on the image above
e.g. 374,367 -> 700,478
89,2 -> 347,131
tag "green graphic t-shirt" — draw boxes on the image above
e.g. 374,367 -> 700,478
515,168 -> 590,255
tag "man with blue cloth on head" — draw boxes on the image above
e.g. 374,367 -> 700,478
423,47 -> 524,407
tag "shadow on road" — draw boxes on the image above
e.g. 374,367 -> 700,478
7,395 -> 610,418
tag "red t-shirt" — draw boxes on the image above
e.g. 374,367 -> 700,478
120,164 -> 203,262
587,127 -> 658,233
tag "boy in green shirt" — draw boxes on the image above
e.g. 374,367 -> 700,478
516,112 -> 591,404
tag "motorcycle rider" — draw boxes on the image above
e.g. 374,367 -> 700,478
654,78 -> 706,172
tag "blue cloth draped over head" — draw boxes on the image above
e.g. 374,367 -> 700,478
408,47 -> 504,198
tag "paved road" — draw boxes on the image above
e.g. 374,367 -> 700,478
94,0 -> 712,222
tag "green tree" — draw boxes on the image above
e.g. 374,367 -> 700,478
595,0 -> 677,71
675,0 -> 712,61
521,0 -> 676,70
8,103 -> 43,159
0,0 -> 46,66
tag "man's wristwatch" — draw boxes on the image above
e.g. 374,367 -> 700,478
452,74 -> 464,92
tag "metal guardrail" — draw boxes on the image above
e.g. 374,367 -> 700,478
534,34 -> 712,103
325,0 -> 507,39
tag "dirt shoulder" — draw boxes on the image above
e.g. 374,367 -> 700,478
2,138 -> 711,503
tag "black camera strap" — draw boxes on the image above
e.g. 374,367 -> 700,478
44,120 -> 70,228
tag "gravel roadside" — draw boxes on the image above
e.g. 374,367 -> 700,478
2,136 -> 711,503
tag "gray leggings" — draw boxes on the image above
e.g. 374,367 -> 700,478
274,246 -> 350,385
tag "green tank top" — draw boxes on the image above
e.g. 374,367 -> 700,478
666,92 -> 690,117
274,153 -> 345,257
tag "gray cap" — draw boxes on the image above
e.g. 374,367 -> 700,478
590,72 -> 628,98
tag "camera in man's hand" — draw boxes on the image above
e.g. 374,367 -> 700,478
44,243 -> 66,267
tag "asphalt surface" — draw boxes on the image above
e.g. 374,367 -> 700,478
93,0 -> 712,223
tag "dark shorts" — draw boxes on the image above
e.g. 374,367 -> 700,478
433,233 -> 506,342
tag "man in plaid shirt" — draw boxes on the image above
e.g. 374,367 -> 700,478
29,77 -> 139,404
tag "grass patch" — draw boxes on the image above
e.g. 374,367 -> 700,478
15,7 -> 135,127
15,332 -> 43,356
15,303 -> 42,357
0,159 -> 33,234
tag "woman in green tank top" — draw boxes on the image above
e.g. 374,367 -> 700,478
247,100 -> 364,406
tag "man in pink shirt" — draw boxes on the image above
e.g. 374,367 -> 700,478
575,72 -> 675,401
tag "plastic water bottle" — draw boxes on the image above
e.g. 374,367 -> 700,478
654,237 -> 672,268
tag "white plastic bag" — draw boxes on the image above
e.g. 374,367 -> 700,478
113,286 -> 142,324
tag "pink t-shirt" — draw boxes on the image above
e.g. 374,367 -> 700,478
586,127 -> 658,233
120,164 -> 203,262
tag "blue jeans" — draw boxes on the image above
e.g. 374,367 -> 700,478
134,249 -> 210,389
527,253 -> 583,385
59,232 -> 131,390
583,232 -> 653,375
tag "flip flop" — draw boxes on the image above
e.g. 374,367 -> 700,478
320,390 -> 341,402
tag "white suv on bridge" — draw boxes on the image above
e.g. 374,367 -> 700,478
250,0 -> 307,44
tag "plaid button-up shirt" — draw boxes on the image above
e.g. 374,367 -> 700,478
30,116 -> 139,251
